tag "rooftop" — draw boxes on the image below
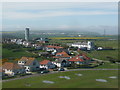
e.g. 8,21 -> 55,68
40,60 -> 50,65
2,62 -> 23,70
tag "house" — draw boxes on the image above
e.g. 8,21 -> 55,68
38,52 -> 49,57
52,59 -> 70,68
45,45 -> 63,51
22,41 -> 31,47
40,60 -> 56,69
16,39 -> 23,45
2,62 -> 25,76
35,38 -> 49,43
71,41 -> 95,50
18,57 -> 40,73
53,51 -> 71,60
52,48 -> 70,55
69,54 -> 92,65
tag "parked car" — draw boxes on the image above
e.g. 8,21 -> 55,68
58,68 -> 65,71
53,68 -> 58,71
38,70 -> 49,74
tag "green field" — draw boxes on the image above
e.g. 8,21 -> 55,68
2,48 -> 35,60
3,70 -> 118,88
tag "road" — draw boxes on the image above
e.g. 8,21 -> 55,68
2,68 -> 119,82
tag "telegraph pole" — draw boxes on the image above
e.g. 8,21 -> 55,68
104,29 -> 106,47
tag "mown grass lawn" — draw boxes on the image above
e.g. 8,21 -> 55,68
95,62 -> 118,69
3,70 -> 118,88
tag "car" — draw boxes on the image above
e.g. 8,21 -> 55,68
40,70 -> 49,74
58,68 -> 65,71
53,68 -> 58,71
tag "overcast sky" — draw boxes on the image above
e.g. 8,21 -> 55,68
2,2 -> 118,35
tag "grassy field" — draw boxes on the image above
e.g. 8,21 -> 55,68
3,70 -> 118,88
95,62 -> 118,69
83,50 -> 118,61
2,48 -> 35,60
50,37 -> 107,40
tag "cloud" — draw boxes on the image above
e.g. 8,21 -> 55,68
3,2 -> 117,11
3,10 -> 117,20
2,2 -> 117,20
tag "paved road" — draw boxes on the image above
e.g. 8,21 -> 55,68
2,68 -> 119,82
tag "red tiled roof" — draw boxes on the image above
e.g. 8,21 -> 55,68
2,62 -> 22,70
69,54 -> 91,62
69,56 -> 84,62
40,60 -> 50,65
53,51 -> 70,58
46,45 -> 63,49
56,51 -> 67,55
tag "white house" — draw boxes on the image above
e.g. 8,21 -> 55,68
52,59 -> 70,68
22,41 -> 31,47
2,62 -> 25,76
16,39 -> 23,45
18,57 -> 40,73
71,41 -> 94,50
40,60 -> 56,69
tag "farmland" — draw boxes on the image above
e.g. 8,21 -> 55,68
3,70 -> 118,88
49,37 -> 107,40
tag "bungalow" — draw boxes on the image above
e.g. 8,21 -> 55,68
2,62 -> 25,76
40,60 -> 56,69
69,54 -> 92,65
52,48 -> 70,55
18,57 -> 40,73
53,51 -> 71,60
52,59 -> 70,68
45,45 -> 63,52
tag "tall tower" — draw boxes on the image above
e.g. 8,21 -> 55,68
25,27 -> 29,41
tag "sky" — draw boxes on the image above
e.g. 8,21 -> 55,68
2,2 -> 118,35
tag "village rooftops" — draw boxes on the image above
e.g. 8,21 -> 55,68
46,45 -> 63,49
69,54 -> 91,62
40,60 -> 50,65
18,57 -> 36,65
53,51 -> 70,58
2,62 -> 23,70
